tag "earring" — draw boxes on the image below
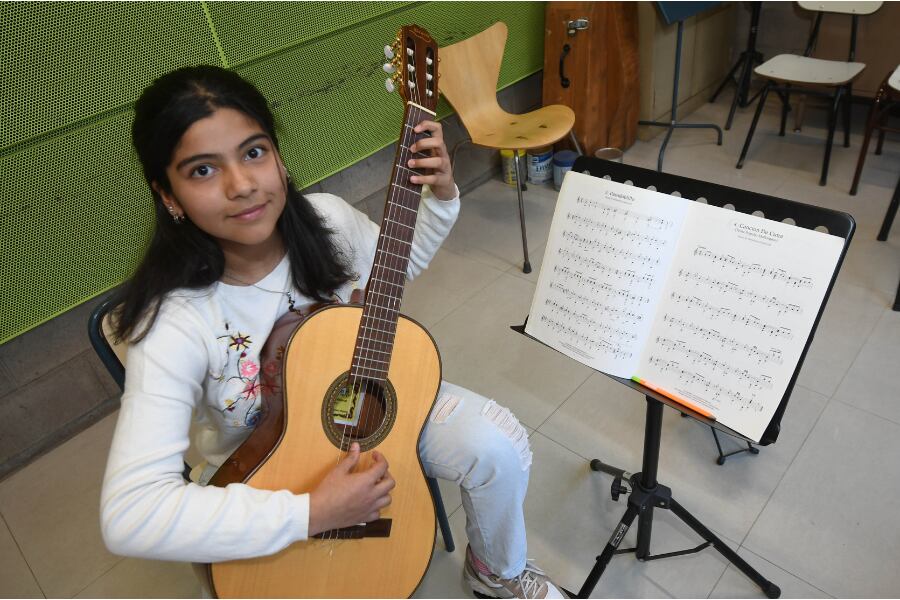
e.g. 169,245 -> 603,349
165,205 -> 185,224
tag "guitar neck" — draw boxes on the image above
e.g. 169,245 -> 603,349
350,101 -> 436,383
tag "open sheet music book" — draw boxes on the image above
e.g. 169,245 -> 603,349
526,171 -> 843,442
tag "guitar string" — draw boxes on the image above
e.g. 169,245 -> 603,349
327,48 -> 426,552
341,49 -> 425,545
325,42 -> 430,546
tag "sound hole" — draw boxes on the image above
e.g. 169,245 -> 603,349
322,372 -> 397,452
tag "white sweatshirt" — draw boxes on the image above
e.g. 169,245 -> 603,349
100,189 -> 459,562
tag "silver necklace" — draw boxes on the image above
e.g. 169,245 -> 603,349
221,270 -> 300,313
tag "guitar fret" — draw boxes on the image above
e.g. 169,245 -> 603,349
391,182 -> 421,195
398,145 -> 429,158
367,289 -> 401,303
387,201 -> 417,214
396,164 -> 424,177
353,355 -> 390,365
360,323 -> 396,336
384,217 -> 415,230
375,248 -> 410,262
380,233 -> 412,246
350,366 -> 387,378
363,308 -> 399,323
370,277 -> 403,289
370,264 -> 406,276
355,344 -> 392,354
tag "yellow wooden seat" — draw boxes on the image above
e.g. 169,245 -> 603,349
440,22 -> 578,273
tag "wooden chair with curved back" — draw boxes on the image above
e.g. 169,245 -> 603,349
440,21 -> 579,273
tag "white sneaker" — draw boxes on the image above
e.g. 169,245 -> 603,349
463,545 -> 567,599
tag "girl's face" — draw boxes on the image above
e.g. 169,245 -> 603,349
155,107 -> 287,257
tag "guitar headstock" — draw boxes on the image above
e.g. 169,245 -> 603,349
383,25 -> 438,112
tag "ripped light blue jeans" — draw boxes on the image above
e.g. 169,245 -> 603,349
418,381 -> 532,579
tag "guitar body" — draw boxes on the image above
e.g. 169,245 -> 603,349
210,305 -> 440,598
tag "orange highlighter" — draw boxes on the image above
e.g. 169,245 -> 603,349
631,376 -> 716,420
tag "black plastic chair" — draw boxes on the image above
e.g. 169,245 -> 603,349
88,296 -> 455,551
735,2 -> 881,186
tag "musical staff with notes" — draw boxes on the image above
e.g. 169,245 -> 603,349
527,171 -> 843,442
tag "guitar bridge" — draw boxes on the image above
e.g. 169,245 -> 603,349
312,518 -> 392,539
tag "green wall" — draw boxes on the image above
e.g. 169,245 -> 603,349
0,1 -> 545,345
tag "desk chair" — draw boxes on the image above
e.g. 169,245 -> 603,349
87,296 -> 456,551
440,21 -> 580,273
736,1 -> 882,186
850,65 -> 900,195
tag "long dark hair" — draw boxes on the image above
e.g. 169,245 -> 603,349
113,65 -> 354,342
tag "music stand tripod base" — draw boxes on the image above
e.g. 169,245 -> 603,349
640,19 -> 723,173
580,397 -> 781,599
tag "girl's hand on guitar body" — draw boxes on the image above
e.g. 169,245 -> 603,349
308,442 -> 395,536
408,120 -> 456,201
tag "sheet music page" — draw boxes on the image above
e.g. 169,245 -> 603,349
637,202 -> 844,441
526,171 -> 690,376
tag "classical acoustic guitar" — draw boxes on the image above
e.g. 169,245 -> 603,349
207,26 -> 442,598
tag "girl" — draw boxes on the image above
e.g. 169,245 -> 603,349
100,65 -> 565,599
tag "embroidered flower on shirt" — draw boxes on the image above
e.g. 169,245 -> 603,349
241,378 -> 262,402
240,360 -> 259,378
228,333 -> 252,351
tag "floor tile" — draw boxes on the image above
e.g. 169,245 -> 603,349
795,280 -> 886,398
0,413 -> 119,598
413,508 -> 469,599
428,273 -> 593,430
0,514 -> 43,598
402,248 -> 505,329
522,432 -> 735,598
538,373 -> 828,544
743,400 -> 900,598
73,558 -> 200,599
441,179 -> 559,274
838,235 -> 900,303
710,546 -> 831,599
832,309 -> 900,425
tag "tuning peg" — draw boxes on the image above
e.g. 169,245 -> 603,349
426,73 -> 433,81
407,80 -> 415,90
426,90 -> 433,97
384,45 -> 394,60
385,79 -> 395,93
407,64 -> 415,72
426,57 -> 433,66
383,63 -> 396,74
406,48 -> 414,57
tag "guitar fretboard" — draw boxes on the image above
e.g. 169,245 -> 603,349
350,102 -> 435,383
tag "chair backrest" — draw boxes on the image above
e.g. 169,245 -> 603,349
88,296 -> 126,391
797,1 -> 881,15
797,1 -> 881,60
439,22 -> 509,131
88,294 -> 194,480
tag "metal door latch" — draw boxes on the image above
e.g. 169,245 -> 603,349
567,18 -> 589,36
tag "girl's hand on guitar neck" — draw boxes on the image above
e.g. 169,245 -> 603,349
308,442 -> 395,536
408,120 -> 456,201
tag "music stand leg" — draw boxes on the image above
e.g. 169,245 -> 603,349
640,20 -> 723,172
710,2 -> 764,130
579,397 -> 781,599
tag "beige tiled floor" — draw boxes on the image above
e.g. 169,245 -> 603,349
1,99 -> 898,598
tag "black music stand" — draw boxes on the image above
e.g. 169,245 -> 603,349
513,156 -> 855,599
640,2 -> 724,172
709,2 -> 765,131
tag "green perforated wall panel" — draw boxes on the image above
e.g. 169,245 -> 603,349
1,1 -> 545,345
